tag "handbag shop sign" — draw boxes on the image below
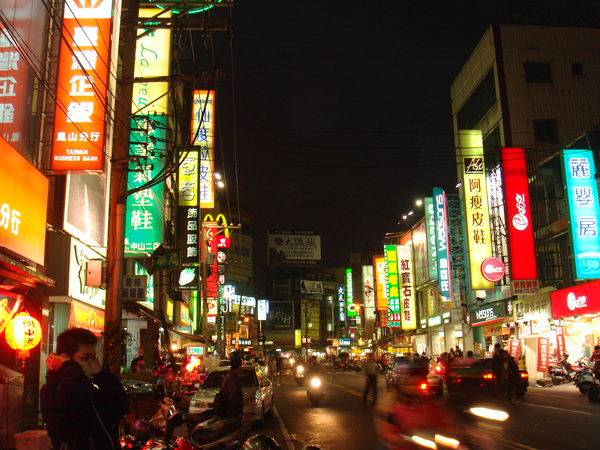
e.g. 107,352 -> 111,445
470,303 -> 505,326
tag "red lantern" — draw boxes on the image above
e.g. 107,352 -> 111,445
5,312 -> 42,351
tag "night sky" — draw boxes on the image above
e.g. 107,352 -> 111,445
208,0 -> 598,295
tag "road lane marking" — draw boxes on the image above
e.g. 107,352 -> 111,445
520,402 -> 600,416
272,403 -> 295,450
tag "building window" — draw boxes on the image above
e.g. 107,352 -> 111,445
456,68 -> 497,130
524,62 -> 552,83
572,63 -> 583,76
533,119 -> 558,143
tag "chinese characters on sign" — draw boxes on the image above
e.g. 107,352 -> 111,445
397,245 -> 416,329
373,255 -> 388,311
192,90 -> 215,209
338,286 -> 346,326
562,149 -> 600,279
384,245 -> 402,328
51,0 -> 112,171
178,150 -> 199,266
458,130 -> 494,290
424,197 -> 438,280
433,187 -> 452,298
267,230 -> 321,266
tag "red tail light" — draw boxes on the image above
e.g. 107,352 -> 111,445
419,382 -> 428,391
483,372 -> 494,379
435,364 -> 442,374
520,372 -> 529,379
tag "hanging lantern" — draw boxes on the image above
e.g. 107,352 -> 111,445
5,312 -> 42,352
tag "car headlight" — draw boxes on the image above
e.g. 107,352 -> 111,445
190,399 -> 208,409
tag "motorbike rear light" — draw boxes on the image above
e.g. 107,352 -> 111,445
419,382 -> 428,391
483,372 -> 494,379
435,364 -> 442,374
520,372 -> 529,379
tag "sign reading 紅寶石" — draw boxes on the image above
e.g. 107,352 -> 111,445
51,0 -> 113,171
458,130 -> 494,290
384,245 -> 402,328
562,149 -> 600,279
397,245 -> 416,329
433,187 -> 452,298
192,90 -> 215,209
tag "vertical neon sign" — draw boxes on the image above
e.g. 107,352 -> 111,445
385,245 -> 402,328
433,187 -> 452,298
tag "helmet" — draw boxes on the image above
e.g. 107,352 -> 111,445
243,434 -> 281,450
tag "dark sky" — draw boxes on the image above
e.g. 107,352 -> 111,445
209,0 -> 598,294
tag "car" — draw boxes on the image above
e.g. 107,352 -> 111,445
446,358 -> 528,402
219,360 -> 232,367
189,366 -> 274,426
385,358 -> 444,397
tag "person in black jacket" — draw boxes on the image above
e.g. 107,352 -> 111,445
221,357 -> 244,419
40,328 -> 128,450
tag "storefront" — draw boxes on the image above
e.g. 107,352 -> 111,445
423,312 -> 453,356
551,280 -> 600,361
469,301 -> 513,354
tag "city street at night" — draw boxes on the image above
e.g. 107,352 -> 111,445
256,368 -> 600,449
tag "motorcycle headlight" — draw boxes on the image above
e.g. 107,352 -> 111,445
310,378 -> 322,388
297,366 -> 304,373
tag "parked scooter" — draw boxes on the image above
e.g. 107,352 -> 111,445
572,359 -> 595,394
307,375 -> 325,406
549,353 -> 581,385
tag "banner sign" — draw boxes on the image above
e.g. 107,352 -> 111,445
373,255 -> 387,311
384,245 -> 402,327
192,90 -> 215,209
398,245 -> 416,329
562,149 -> 600,279
69,301 -> 104,335
363,265 -> 375,309
458,130 -> 494,290
508,338 -> 521,362
121,275 -> 147,302
267,230 -> 321,266
257,299 -> 269,321
300,280 -> 324,295
424,197 -> 438,280
412,221 -> 429,285
51,0 -> 112,171
514,295 -> 552,322
551,280 -> 600,318
433,187 -> 452,298
556,326 -> 566,359
0,137 -> 48,265
511,279 -> 540,296
537,337 -> 549,372
501,147 -> 539,282
178,150 -> 199,266
124,9 -> 171,255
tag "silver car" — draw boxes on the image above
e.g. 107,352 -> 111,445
189,366 -> 274,426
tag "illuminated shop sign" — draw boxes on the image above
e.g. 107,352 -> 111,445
424,197 -> 438,280
345,268 -> 355,317
501,147 -> 539,292
470,303 -> 504,326
363,265 -> 375,308
0,137 -> 48,265
177,149 -> 199,266
124,9 -> 171,255
192,90 -> 215,209
458,130 -> 494,290
337,286 -> 346,326
373,255 -> 387,311
433,187 -> 452,298
480,257 -> 505,283
51,0 -> 112,171
384,245 -> 402,328
397,245 -> 416,329
551,280 -> 600,318
562,149 -> 600,280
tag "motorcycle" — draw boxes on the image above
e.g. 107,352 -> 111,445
307,375 -> 325,406
549,353 -> 581,385
571,359 -> 595,394
294,363 -> 306,386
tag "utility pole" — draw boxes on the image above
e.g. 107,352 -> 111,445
103,0 -> 139,376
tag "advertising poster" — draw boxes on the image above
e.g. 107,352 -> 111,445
265,301 -> 294,333
556,326 -> 566,359
537,337 -> 549,372
268,230 -> 321,266
508,338 -> 521,362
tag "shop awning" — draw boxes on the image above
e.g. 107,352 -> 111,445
0,252 -> 55,288
123,301 -> 161,324
169,329 -> 206,346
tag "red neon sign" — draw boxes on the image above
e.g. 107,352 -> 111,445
501,148 -> 538,281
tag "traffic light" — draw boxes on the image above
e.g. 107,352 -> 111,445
243,314 -> 252,323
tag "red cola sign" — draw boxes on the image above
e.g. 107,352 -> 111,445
551,280 -> 600,318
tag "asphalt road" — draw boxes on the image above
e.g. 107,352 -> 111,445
253,368 -> 600,449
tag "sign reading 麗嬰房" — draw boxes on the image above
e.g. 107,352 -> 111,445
384,245 -> 402,328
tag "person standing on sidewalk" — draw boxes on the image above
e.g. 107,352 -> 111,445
363,352 -> 379,405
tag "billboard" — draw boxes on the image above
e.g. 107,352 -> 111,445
267,230 -> 321,266
424,197 -> 438,281
433,187 -> 452,298
192,90 -> 215,209
384,245 -> 402,328
412,220 -> 429,286
458,130 -> 494,290
501,148 -> 538,286
0,137 -> 48,265
362,265 -> 375,309
562,149 -> 600,279
300,280 -> 324,295
124,9 -> 171,255
398,245 -> 416,329
264,301 -> 294,333
373,255 -> 387,311
51,0 -> 112,171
